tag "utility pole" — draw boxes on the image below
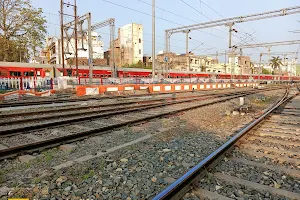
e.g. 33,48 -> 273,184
152,0 -> 155,79
60,0 -> 79,77
183,29 -> 190,71
88,13 -> 93,85
227,23 -> 234,49
267,46 -> 271,62
110,21 -> 115,79
74,0 -> 78,77
258,53 -> 262,83
224,50 -> 227,74
60,0 -> 65,76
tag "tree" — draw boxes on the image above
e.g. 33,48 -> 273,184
0,36 -> 27,61
0,0 -> 47,61
262,68 -> 271,74
269,56 -> 283,75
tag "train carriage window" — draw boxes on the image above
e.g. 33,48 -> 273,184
10,71 -> 22,76
83,74 -> 87,77
67,69 -> 72,76
24,72 -> 35,76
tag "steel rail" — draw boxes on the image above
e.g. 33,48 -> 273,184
0,90 -> 243,118
0,88 -> 281,136
0,90 -> 257,136
0,90 -> 269,160
0,88 -> 231,108
153,87 -> 292,200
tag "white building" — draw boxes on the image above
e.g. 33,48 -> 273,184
119,23 -> 143,64
43,31 -> 104,65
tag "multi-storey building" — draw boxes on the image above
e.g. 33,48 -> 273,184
156,52 -> 216,72
41,31 -> 104,65
105,23 -> 143,67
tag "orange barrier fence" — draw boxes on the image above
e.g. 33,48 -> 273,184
0,90 -> 56,101
76,82 -> 258,96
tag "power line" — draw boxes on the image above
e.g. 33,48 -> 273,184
45,19 -> 228,55
180,0 -> 260,47
197,0 -> 261,44
101,0 -> 227,41
45,15 -> 223,52
136,0 -> 199,24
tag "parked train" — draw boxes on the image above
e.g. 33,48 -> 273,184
0,62 -> 299,81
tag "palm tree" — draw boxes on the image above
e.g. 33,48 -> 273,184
269,56 -> 283,75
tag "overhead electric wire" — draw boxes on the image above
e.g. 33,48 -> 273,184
101,0 -> 227,41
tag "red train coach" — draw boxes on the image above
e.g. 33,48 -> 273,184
1,62 -> 299,81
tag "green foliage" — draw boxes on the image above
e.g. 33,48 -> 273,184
42,149 -> 55,162
262,68 -> 271,74
269,56 -> 283,73
0,37 -> 28,62
0,0 -> 47,61
82,170 -> 95,180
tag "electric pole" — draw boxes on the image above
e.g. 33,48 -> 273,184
74,0 -> 78,77
60,0 -> 65,76
88,13 -> 93,85
60,0 -> 79,77
258,53 -> 262,83
152,0 -> 155,79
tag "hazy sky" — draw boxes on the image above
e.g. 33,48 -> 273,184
31,0 -> 300,62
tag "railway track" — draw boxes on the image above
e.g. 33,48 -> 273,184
0,88 -> 259,118
0,88 -> 233,108
0,88 -> 281,128
153,87 -> 300,200
0,87 -> 283,160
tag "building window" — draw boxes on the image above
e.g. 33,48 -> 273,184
245,61 -> 247,64
139,38 -> 141,43
139,49 -> 141,54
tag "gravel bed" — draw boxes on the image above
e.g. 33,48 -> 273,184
1,135 -> 35,147
248,136 -> 300,151
0,104 -> 136,123
233,150 -> 300,170
215,159 -> 300,193
247,138 -> 300,152
0,88 -> 285,199
197,174 -> 288,199
29,127 -> 79,140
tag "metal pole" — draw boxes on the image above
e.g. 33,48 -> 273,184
88,13 -> 93,84
224,50 -> 227,74
152,0 -> 155,79
228,23 -> 233,48
111,21 -> 115,79
60,0 -> 65,75
268,46 -> 271,62
185,30 -> 189,71
165,31 -> 168,53
258,53 -> 262,83
74,0 -> 78,77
